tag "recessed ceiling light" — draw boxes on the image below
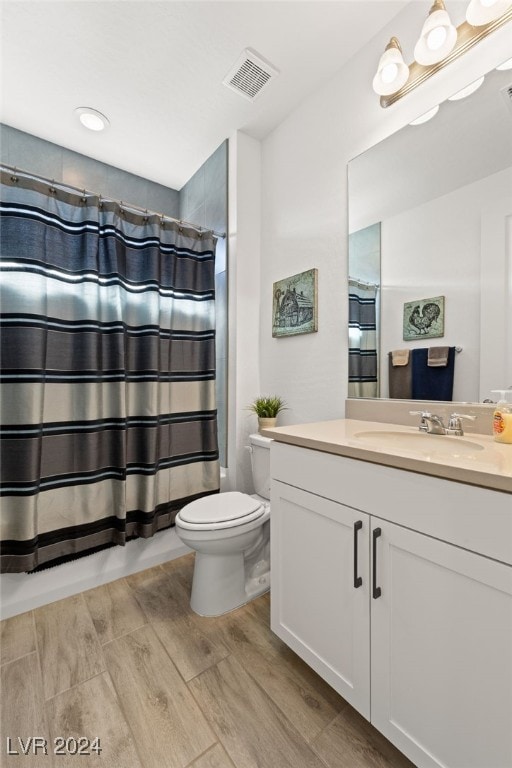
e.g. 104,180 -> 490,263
409,105 -> 440,125
74,107 -> 110,131
448,76 -> 485,101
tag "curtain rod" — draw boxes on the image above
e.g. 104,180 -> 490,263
1,163 -> 226,240
349,276 -> 380,289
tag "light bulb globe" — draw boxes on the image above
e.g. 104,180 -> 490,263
414,7 -> 457,65
372,38 -> 409,96
381,63 -> 399,84
466,0 -> 511,25
427,25 -> 448,50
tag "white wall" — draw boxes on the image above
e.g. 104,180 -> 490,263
480,202 -> 512,399
259,0 -> 511,426
380,167 -> 512,401
227,131 -> 262,493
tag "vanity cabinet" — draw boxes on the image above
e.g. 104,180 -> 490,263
271,481 -> 370,718
370,518 -> 512,768
270,442 -> 512,768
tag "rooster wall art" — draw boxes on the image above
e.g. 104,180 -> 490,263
403,296 -> 445,341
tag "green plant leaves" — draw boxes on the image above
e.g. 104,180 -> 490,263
247,396 -> 288,418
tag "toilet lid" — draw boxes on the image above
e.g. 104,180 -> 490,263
178,491 -> 264,526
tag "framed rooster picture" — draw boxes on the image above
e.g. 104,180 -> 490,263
403,295 -> 445,341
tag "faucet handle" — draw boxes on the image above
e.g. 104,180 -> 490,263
447,413 -> 476,435
409,410 -> 432,418
449,412 -> 476,421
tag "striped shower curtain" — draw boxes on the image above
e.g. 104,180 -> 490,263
0,169 -> 220,573
348,281 -> 379,398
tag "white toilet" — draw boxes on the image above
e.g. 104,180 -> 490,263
175,433 -> 272,616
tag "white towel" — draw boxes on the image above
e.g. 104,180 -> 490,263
391,349 -> 410,367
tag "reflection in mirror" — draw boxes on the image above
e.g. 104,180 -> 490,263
348,63 -> 512,404
348,224 -> 381,397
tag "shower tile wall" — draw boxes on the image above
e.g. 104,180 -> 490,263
179,141 -> 228,467
0,124 -> 180,216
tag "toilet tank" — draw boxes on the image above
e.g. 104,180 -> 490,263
249,433 -> 272,499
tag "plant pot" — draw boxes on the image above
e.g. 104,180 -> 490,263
258,417 -> 277,432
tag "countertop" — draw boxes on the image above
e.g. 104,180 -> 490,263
260,419 -> 512,494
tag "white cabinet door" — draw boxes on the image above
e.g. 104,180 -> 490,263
270,480 -> 370,718
370,519 -> 512,768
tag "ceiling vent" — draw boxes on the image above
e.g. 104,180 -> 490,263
223,48 -> 279,101
500,83 -> 512,116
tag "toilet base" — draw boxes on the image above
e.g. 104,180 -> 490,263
190,551 -> 270,617
245,570 -> 270,602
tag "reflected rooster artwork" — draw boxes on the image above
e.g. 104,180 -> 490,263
403,296 -> 444,341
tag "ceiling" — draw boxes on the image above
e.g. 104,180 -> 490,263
0,1 -> 408,190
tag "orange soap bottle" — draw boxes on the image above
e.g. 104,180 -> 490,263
491,390 -> 512,444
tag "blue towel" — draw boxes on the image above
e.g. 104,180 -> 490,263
412,347 -> 455,401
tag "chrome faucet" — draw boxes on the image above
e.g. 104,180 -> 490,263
410,410 -> 476,436
410,411 -> 447,434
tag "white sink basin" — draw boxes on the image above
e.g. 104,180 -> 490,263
353,430 -> 485,460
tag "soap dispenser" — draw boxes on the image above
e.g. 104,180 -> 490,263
491,390 -> 512,444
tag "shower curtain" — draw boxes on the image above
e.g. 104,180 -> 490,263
348,280 -> 379,398
0,169 -> 220,573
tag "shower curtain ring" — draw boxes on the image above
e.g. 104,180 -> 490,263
11,167 -> 18,183
49,180 -> 57,194
81,189 -> 87,204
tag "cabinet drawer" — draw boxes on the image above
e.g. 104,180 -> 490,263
271,442 -> 512,565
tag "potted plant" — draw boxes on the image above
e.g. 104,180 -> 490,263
247,395 -> 288,432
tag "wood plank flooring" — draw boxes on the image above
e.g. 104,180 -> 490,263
0,554 -> 415,768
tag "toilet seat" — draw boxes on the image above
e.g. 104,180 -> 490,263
176,491 -> 265,531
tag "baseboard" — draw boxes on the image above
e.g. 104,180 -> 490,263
0,529 -> 191,619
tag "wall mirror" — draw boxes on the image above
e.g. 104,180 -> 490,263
348,62 -> 512,404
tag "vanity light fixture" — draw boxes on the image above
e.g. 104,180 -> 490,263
373,1 -> 512,107
372,37 -> 410,96
74,107 -> 110,132
414,0 -> 458,66
466,0 -> 512,26
409,73 -> 484,126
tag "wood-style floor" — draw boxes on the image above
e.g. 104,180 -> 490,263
0,554 -> 415,768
